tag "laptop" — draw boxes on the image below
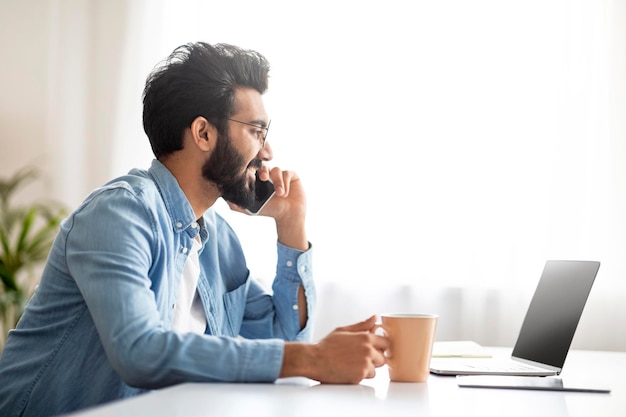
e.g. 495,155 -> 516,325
430,260 -> 600,376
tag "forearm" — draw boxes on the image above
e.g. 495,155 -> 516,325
275,215 -> 307,251
297,284 -> 307,329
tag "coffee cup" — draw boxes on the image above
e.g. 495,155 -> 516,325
376,313 -> 438,382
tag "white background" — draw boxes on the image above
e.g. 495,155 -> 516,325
1,0 -> 624,350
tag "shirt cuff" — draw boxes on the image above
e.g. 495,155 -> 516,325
238,338 -> 285,381
276,241 -> 312,283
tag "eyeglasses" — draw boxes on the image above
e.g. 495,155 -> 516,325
228,118 -> 271,148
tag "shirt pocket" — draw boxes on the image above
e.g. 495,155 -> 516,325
222,277 -> 250,336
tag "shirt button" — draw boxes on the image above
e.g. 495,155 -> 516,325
182,247 -> 188,254
176,221 -> 183,228
292,304 -> 299,310
286,260 -> 293,267
191,221 -> 198,229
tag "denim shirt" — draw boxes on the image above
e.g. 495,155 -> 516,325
0,160 -> 315,417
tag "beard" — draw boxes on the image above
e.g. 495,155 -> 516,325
201,131 -> 262,209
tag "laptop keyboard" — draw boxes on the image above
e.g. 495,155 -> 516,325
461,360 -> 541,372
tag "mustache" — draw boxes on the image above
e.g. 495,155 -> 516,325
248,158 -> 263,170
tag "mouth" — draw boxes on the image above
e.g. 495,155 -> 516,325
248,158 -> 263,170
247,159 -> 263,178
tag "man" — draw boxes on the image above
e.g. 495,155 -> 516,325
0,42 -> 388,416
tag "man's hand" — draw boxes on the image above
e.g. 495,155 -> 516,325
280,315 -> 389,384
228,165 -> 307,250
256,166 -> 306,222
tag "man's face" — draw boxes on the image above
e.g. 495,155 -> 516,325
201,87 -> 270,208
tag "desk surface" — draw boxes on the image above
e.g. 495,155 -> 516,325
66,349 -> 626,417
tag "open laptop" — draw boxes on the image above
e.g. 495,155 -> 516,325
430,260 -> 600,376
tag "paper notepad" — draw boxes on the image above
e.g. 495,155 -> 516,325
431,341 -> 492,358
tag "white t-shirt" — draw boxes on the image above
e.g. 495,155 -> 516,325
171,237 -> 207,334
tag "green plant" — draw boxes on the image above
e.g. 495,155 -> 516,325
0,167 -> 67,349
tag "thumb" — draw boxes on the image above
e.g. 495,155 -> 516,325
336,315 -> 378,333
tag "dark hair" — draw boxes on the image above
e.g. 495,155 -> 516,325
142,42 -> 270,158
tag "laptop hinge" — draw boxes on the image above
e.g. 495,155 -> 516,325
512,356 -> 562,375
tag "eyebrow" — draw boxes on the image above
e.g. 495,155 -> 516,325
248,119 -> 269,128
228,117 -> 270,130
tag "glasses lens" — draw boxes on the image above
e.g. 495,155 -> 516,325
227,118 -> 269,146
262,121 -> 271,144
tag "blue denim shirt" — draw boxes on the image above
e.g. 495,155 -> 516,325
0,160 -> 315,417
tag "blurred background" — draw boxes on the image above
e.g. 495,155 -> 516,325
1,0 -> 625,350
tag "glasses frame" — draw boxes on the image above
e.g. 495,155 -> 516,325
227,118 -> 271,148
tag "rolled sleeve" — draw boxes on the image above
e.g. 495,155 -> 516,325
272,242 -> 316,341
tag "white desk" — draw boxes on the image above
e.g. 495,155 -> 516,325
65,349 -> 626,417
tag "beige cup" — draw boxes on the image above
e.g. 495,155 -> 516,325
378,313 -> 438,382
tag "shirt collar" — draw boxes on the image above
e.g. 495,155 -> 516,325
147,159 -> 200,236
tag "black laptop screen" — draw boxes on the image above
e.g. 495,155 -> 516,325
511,260 -> 600,370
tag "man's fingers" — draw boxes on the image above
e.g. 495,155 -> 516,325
268,167 -> 300,197
335,315 -> 378,333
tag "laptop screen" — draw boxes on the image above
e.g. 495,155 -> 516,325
511,260 -> 600,370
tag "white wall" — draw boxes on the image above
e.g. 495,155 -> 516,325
0,0 -> 135,207
0,1 -> 51,193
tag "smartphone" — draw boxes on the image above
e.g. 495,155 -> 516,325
245,173 -> 275,215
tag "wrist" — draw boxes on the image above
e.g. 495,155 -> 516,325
275,216 -> 307,251
280,342 -> 317,379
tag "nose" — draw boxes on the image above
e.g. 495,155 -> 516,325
258,141 -> 273,161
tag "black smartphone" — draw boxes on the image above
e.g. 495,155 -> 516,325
245,173 -> 275,215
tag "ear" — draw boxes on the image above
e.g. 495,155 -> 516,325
189,116 -> 217,152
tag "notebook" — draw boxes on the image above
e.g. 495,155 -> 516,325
430,260 -> 600,376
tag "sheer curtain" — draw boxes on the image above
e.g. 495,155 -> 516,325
47,0 -> 626,350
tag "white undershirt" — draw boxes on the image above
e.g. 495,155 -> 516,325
171,238 -> 207,334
